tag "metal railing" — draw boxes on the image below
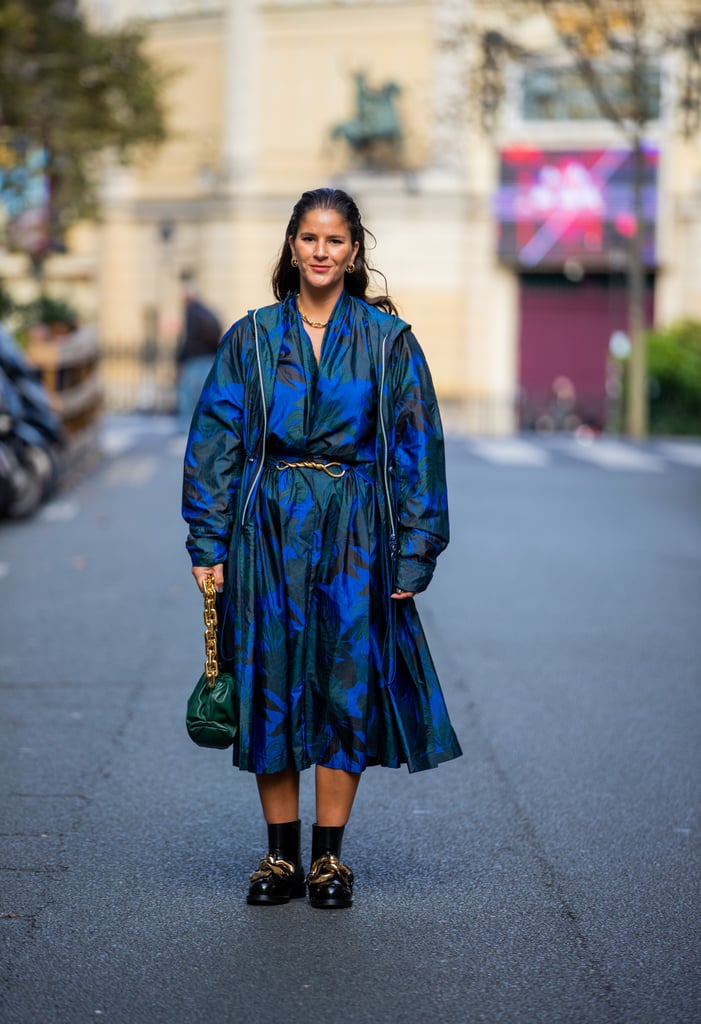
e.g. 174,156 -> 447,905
98,338 -> 177,414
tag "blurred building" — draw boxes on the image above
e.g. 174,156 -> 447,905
6,0 -> 701,433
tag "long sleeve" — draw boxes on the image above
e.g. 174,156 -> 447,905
182,325 -> 245,565
390,330 -> 449,594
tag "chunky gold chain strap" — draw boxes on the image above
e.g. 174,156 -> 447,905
306,854 -> 354,888
202,575 -> 219,690
249,854 -> 297,883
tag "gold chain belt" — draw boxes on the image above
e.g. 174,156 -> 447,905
275,459 -> 346,479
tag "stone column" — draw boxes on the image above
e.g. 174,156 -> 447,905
222,0 -> 258,192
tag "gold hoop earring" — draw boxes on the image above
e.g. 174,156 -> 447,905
291,257 -> 298,268
346,262 -> 355,274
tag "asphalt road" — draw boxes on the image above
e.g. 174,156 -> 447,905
1,418 -> 699,1024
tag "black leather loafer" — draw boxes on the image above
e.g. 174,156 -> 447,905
307,853 -> 354,909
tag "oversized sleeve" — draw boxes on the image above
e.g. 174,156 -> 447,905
181,325 -> 246,566
390,330 -> 449,594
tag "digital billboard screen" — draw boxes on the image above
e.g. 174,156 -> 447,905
496,146 -> 658,269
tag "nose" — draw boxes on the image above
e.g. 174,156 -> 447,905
313,240 -> 328,259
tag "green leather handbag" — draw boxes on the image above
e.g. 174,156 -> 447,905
186,575 -> 238,749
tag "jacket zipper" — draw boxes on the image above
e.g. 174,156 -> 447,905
378,331 -> 396,549
240,309 -> 266,525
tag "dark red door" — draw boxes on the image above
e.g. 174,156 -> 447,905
518,273 -> 654,431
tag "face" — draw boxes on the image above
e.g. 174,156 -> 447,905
289,208 -> 359,298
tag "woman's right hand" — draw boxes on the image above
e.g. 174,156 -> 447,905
192,564 -> 225,593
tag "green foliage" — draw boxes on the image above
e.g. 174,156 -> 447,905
0,0 -> 168,244
647,321 -> 701,436
20,293 -> 78,328
10,292 -> 79,345
0,280 -> 14,320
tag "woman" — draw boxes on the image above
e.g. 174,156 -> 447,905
182,187 -> 461,909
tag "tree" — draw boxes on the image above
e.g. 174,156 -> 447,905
0,0 -> 167,267
474,0 -> 701,437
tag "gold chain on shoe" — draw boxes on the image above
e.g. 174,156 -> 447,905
249,854 -> 297,883
306,854 -> 354,888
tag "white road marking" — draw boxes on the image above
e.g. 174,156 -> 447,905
100,415 -> 177,457
103,456 -> 158,487
468,438 -> 551,467
653,441 -> 701,469
462,436 -> 697,473
549,438 -> 664,472
100,432 -> 135,457
40,500 -> 79,522
127,414 -> 177,435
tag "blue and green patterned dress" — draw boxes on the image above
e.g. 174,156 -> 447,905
183,291 -> 461,774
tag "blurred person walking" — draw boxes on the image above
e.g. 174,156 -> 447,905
176,272 -> 222,432
182,188 -> 461,909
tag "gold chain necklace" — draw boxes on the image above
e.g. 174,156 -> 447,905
298,306 -> 328,329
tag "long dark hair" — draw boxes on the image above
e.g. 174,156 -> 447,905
271,187 -> 397,315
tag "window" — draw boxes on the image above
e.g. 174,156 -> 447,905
521,64 -> 661,122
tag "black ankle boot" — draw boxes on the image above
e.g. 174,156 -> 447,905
247,819 -> 306,905
307,824 -> 354,909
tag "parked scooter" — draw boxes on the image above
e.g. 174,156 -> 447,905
0,326 -> 64,519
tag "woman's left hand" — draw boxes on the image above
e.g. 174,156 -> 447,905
193,563 -> 225,593
391,590 -> 415,600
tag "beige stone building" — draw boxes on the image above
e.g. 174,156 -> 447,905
3,0 -> 701,433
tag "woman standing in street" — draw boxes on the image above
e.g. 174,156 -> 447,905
182,187 -> 461,909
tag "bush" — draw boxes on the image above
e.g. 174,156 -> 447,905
0,281 -> 14,321
20,295 -> 79,331
647,321 -> 701,436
